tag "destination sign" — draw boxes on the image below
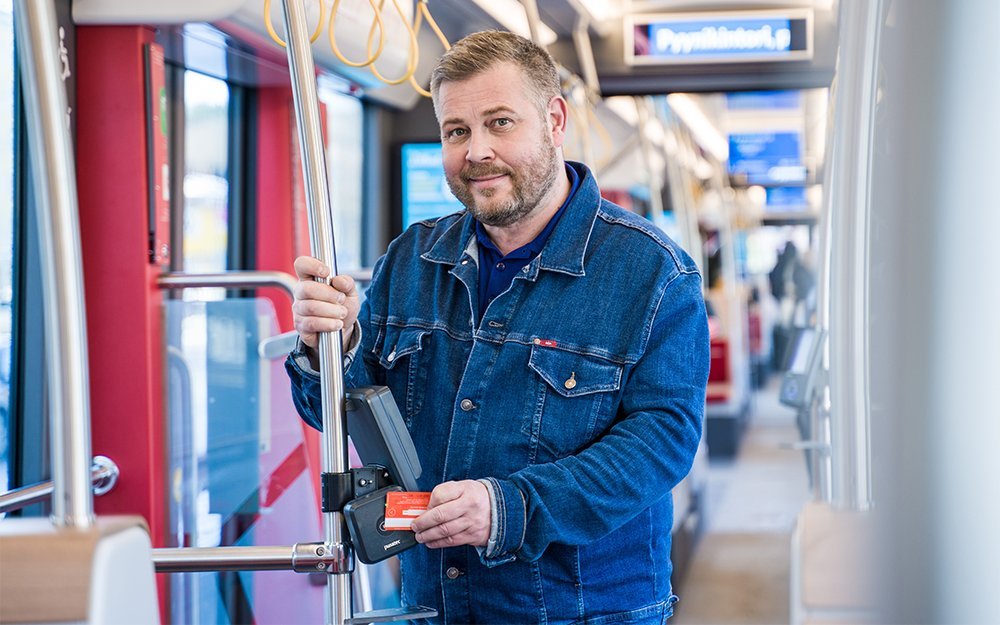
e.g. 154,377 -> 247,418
627,10 -> 812,65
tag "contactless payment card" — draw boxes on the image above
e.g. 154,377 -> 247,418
384,491 -> 431,530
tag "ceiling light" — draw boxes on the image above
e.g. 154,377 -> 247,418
666,93 -> 728,163
471,0 -> 558,46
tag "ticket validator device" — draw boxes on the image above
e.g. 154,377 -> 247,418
779,327 -> 826,409
337,386 -> 424,566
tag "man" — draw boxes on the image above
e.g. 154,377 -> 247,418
287,30 -> 709,624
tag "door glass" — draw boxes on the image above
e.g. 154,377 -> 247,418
165,297 -> 327,624
183,70 -> 229,300
319,79 -> 364,272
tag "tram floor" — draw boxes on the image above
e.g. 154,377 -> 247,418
672,378 -> 810,625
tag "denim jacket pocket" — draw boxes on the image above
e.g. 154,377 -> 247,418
374,325 -> 430,424
525,344 -> 623,460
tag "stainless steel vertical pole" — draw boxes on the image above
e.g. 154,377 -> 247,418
278,1 -> 353,623
14,0 -> 95,528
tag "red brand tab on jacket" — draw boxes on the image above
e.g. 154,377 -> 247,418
535,339 -> 558,348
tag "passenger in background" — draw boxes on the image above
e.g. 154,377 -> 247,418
769,242 -> 814,369
286,30 -> 709,624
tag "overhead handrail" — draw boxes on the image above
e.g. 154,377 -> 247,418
0,456 -> 119,515
14,0 -> 95,529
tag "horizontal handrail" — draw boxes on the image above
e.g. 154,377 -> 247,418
259,330 -> 299,360
153,542 -> 351,574
157,269 -> 373,298
0,455 -> 119,515
157,271 -> 298,297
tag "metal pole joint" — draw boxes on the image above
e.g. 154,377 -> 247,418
293,541 -> 354,574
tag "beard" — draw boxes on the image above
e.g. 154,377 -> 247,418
446,135 -> 561,228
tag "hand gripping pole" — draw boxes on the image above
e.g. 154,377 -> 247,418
279,1 -> 353,623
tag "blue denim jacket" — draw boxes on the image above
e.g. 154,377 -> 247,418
286,162 -> 709,624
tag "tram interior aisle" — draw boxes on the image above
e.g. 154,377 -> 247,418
672,379 -> 810,625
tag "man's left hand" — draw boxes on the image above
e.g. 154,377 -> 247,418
411,480 -> 491,549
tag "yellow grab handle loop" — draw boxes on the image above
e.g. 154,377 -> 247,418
264,0 -> 326,48
408,0 -> 451,98
328,0 -> 386,68
366,0 -> 419,85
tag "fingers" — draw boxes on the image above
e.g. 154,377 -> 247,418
293,256 -> 329,281
291,258 -> 361,351
292,258 -> 357,300
412,481 -> 491,549
427,481 -> 465,508
328,274 -> 357,299
292,300 -> 350,334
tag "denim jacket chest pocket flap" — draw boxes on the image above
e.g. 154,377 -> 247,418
525,344 -> 624,459
374,325 -> 430,421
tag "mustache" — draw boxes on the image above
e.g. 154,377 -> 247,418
461,164 -> 514,182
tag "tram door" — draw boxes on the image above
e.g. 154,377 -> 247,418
160,36 -> 388,622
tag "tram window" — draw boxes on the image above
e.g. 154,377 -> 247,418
318,79 -> 363,272
182,70 -> 230,300
0,0 -> 14,496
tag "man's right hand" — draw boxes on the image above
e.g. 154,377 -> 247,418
292,256 -> 361,360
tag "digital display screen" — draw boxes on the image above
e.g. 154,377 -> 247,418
728,132 -> 805,185
627,10 -> 812,65
401,143 -> 465,230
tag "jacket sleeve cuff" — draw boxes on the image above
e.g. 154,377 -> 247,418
475,477 -> 526,568
288,321 -> 363,377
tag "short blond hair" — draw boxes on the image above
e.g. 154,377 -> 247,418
430,31 -> 561,114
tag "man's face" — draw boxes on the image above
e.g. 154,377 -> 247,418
436,62 -> 564,227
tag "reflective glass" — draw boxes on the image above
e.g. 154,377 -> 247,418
0,0 -> 15,496
165,297 -> 326,623
183,70 -> 229,300
319,82 -> 364,272
165,296 -> 400,622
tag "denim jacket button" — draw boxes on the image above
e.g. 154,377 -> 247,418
445,566 -> 463,579
460,399 -> 475,411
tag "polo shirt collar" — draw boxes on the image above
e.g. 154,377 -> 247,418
421,161 -> 599,277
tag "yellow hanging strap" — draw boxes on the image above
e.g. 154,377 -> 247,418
362,0 -> 417,85
328,0 -> 386,68
408,0 -> 451,97
264,0 -> 326,48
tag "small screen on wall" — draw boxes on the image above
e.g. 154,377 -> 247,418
401,143 -> 465,229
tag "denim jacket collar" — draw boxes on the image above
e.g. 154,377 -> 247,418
420,161 -> 598,279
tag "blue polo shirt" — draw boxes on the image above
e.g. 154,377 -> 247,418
475,164 -> 580,317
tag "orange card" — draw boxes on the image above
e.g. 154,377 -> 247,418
384,491 -> 431,530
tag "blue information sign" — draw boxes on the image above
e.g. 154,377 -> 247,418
628,10 -> 812,65
728,132 -> 805,185
726,90 -> 801,111
765,186 -> 808,211
401,143 -> 465,229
